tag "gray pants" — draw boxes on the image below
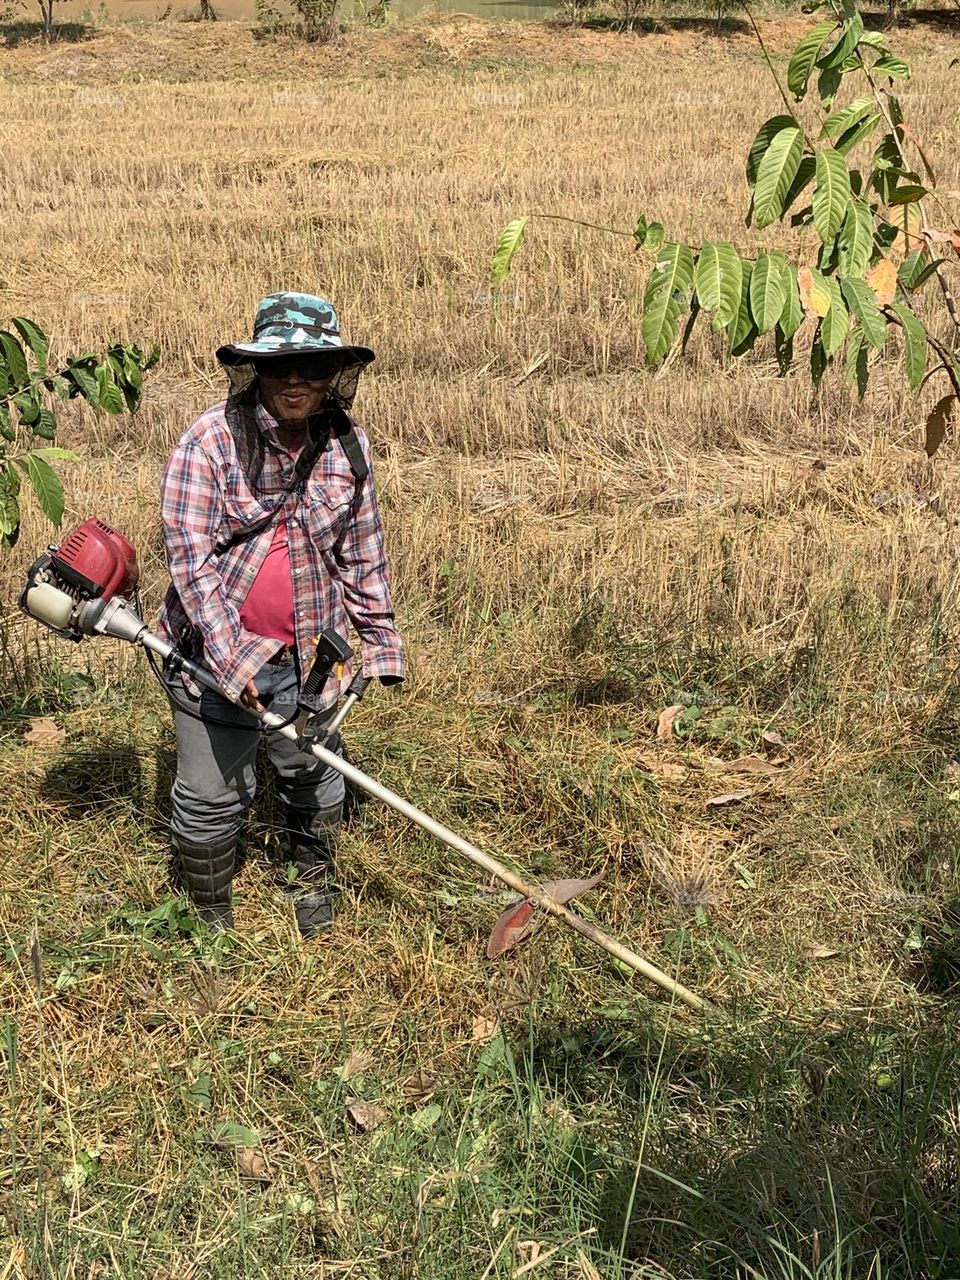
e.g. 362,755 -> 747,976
168,662 -> 345,847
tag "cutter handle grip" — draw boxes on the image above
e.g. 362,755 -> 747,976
347,673 -> 372,700
300,629 -> 353,708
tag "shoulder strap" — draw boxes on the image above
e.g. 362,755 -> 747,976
214,406 -> 368,556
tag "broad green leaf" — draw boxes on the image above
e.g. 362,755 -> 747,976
65,363 -> 100,404
694,242 -> 742,329
12,388 -> 41,427
858,30 -> 889,52
874,54 -> 910,81
633,216 -> 665,251
212,1122 -> 259,1148
11,317 -> 48,374
0,332 -> 29,392
0,403 -> 12,442
834,112 -> 881,157
749,252 -> 788,334
821,97 -> 874,141
728,260 -> 758,356
120,351 -> 144,390
746,115 -> 796,188
26,452 -> 64,526
888,301 -> 927,388
888,184 -> 927,205
820,275 -> 849,354
813,149 -> 851,242
782,154 -> 816,217
787,20 -> 837,100
899,249 -> 942,295
899,247 -> 930,292
32,446 -> 78,461
845,328 -> 869,399
2,459 -> 19,496
841,277 -> 886,349
94,362 -> 126,415
779,264 -> 804,340
817,64 -> 842,109
31,409 -> 57,440
490,216 -> 528,287
642,243 -> 695,365
0,470 -> 18,537
754,126 -> 804,229
837,199 -> 874,277
817,13 -> 864,70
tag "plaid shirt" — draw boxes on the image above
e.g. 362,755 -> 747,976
158,397 -> 404,707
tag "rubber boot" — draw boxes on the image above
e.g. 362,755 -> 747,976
173,835 -> 235,933
284,804 -> 341,938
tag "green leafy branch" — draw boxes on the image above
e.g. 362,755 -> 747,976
491,0 -> 960,455
0,318 -> 159,549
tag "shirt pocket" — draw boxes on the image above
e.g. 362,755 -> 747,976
303,479 -> 356,550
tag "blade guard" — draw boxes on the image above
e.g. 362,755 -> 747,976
485,872 -> 604,959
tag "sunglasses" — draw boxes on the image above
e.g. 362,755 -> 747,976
252,356 -> 343,382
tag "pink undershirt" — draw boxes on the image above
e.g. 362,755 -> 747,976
239,448 -> 301,647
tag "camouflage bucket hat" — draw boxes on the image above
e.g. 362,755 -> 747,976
216,292 -> 375,377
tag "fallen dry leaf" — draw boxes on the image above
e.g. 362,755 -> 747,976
486,899 -> 536,959
656,704 -> 684,738
539,872 -> 603,905
238,1148 -> 270,1180
630,752 -> 687,782
805,944 -> 839,960
24,717 -> 65,747
925,394 -> 956,458
728,754 -> 781,775
705,789 -> 752,808
761,730 -> 786,756
402,1070 -> 438,1106
471,1014 -> 498,1041
345,1098 -> 387,1132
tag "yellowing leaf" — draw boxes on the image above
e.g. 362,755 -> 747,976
798,266 -> 831,316
866,258 -> 898,306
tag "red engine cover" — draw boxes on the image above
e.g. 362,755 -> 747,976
52,518 -> 140,600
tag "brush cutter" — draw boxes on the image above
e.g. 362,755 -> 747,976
20,518 -> 708,1014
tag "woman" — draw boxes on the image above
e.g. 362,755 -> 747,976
158,292 -> 405,937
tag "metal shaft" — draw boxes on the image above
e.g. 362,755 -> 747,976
141,631 -> 708,1013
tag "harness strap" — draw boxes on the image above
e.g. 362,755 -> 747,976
215,404 -> 367,557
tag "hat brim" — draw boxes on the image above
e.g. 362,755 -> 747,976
216,341 -> 375,368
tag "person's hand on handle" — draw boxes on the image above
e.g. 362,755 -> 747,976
240,678 -> 264,711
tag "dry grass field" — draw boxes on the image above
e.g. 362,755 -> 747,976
1,9 -> 960,1277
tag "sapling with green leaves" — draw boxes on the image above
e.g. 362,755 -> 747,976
0,318 -> 158,549
492,0 -> 960,456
